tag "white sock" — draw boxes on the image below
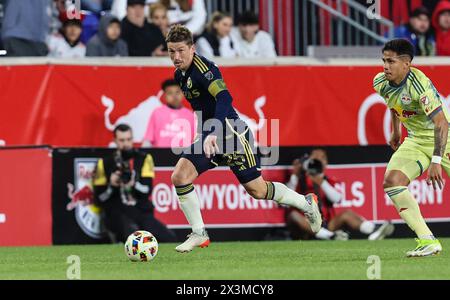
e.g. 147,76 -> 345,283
175,184 -> 205,235
360,221 -> 376,235
269,182 -> 308,212
419,235 -> 436,240
315,227 -> 334,240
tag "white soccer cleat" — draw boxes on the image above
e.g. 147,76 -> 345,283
406,239 -> 442,257
368,221 -> 395,240
303,193 -> 322,234
175,231 -> 210,253
333,230 -> 349,241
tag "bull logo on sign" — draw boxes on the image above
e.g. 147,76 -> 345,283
101,92 -> 267,147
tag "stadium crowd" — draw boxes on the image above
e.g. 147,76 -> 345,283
1,0 -> 449,58
0,0 -> 277,58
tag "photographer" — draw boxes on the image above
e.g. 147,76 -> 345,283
285,148 -> 394,241
93,124 -> 177,243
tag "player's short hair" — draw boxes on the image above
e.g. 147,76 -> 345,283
382,38 -> 414,61
114,124 -> 132,137
166,24 -> 193,46
161,79 -> 179,91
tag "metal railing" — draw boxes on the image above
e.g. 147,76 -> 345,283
203,0 -> 394,56
204,0 -> 259,21
297,0 -> 394,55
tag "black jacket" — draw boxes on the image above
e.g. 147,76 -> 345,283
120,17 -> 165,56
93,150 -> 155,212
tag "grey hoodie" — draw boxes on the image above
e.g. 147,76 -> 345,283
1,0 -> 50,43
86,15 -> 128,57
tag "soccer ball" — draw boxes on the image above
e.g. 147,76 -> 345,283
124,230 -> 158,262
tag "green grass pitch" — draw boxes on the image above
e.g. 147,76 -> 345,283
1,238 -> 449,280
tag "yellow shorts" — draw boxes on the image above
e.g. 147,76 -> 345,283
386,137 -> 450,181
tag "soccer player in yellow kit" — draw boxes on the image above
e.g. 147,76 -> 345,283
374,39 -> 447,257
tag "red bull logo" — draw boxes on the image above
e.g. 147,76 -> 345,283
101,93 -> 266,146
66,158 -> 105,239
390,108 -> 417,119
66,184 -> 94,211
401,110 -> 417,118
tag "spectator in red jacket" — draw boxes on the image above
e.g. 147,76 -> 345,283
432,0 -> 450,56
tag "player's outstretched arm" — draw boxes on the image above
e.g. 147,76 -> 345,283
427,110 -> 448,190
389,110 -> 402,151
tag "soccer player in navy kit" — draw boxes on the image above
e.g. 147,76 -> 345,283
166,25 -> 322,253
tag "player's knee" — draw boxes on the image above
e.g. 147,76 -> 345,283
171,170 -> 190,186
383,178 -> 394,189
383,171 -> 410,189
383,175 -> 405,189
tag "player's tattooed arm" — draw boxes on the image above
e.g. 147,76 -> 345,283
428,110 -> 447,190
432,111 -> 449,157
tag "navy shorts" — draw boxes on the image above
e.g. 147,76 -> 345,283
181,119 -> 261,184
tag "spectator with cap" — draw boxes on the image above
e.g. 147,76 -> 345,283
52,0 -> 101,44
230,11 -> 277,58
432,0 -> 450,56
1,0 -> 50,56
121,0 -> 166,56
47,13 -> 86,58
86,14 -> 128,56
196,11 -> 237,59
392,7 -> 435,56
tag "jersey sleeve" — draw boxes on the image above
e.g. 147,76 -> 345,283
196,66 -> 228,98
373,72 -> 387,97
417,78 -> 443,119
191,56 -> 228,97
192,56 -> 233,130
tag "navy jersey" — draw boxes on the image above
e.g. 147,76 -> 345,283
174,54 -> 239,133
176,54 -> 261,184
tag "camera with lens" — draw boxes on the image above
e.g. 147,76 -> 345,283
114,149 -> 137,184
299,154 -> 324,176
